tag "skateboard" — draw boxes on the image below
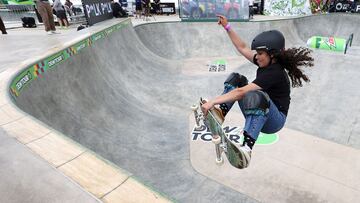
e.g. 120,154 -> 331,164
191,98 -> 246,169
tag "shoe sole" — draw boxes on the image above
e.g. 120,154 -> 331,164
237,147 -> 251,168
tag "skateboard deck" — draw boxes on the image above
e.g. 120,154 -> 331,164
191,98 -> 246,169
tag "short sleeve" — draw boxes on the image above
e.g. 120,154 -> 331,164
252,70 -> 279,90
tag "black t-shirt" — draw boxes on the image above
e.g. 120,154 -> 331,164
252,56 -> 291,115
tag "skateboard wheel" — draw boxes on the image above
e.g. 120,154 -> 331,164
191,104 -> 198,111
212,136 -> 221,144
216,157 -> 224,165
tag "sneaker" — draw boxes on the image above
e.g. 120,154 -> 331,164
51,30 -> 60,34
238,144 -> 252,168
202,99 -> 225,124
47,31 -> 53,35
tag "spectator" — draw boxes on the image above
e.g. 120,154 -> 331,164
135,0 -> 142,18
142,0 -> 150,20
0,16 -> 7,34
64,0 -> 75,16
154,0 -> 161,14
110,0 -> 128,18
249,0 -> 254,19
34,0 -> 57,34
53,0 -> 69,28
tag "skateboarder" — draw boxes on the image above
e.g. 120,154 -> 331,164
201,15 -> 314,168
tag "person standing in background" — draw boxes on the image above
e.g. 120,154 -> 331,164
249,0 -> 254,19
53,0 -> 69,28
0,16 -> 7,34
142,0 -> 150,20
34,0 -> 57,34
135,0 -> 142,18
154,0 -> 161,14
64,0 -> 75,16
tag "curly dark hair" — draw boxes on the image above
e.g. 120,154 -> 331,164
276,47 -> 314,88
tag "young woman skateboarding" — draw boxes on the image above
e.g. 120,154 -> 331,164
201,15 -> 314,168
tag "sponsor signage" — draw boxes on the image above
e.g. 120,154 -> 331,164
47,53 -> 65,69
159,3 -> 176,14
9,20 -> 130,99
191,124 -> 279,145
15,71 -> 33,93
82,0 -> 113,26
208,59 -> 227,72
329,0 -> 360,13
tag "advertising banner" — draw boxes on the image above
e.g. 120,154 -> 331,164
356,1 -> 360,12
159,3 -> 176,14
328,0 -> 360,13
307,34 -> 353,54
179,0 -> 250,20
10,20 -> 131,99
82,0 -> 113,26
264,0 -> 312,16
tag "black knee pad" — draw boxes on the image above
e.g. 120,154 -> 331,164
243,90 -> 270,116
224,72 -> 248,88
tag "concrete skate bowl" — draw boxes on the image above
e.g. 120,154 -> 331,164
10,14 -> 360,202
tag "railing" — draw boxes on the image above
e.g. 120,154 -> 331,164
0,3 -> 37,25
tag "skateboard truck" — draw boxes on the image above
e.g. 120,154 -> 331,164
191,104 -> 202,129
212,135 -> 224,165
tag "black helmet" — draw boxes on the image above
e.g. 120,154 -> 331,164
251,30 -> 285,54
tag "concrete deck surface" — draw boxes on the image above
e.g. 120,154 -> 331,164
1,13 -> 360,202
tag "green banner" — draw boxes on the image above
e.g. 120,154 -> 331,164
9,19 -> 131,99
1,0 -> 35,5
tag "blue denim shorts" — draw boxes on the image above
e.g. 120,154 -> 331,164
222,85 -> 286,140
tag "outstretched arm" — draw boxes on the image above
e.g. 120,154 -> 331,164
217,15 -> 255,63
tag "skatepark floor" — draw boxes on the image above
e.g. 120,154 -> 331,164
1,13 -> 360,203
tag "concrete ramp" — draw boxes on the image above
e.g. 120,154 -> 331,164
12,14 -> 360,202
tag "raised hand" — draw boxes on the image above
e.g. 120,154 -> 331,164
217,15 -> 228,28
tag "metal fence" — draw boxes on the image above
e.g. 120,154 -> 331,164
0,0 -> 87,28
0,1 -> 38,26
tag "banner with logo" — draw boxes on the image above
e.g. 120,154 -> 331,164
159,3 -> 176,14
264,0 -> 312,16
327,0 -> 360,13
9,20 -> 130,99
82,0 -> 113,26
